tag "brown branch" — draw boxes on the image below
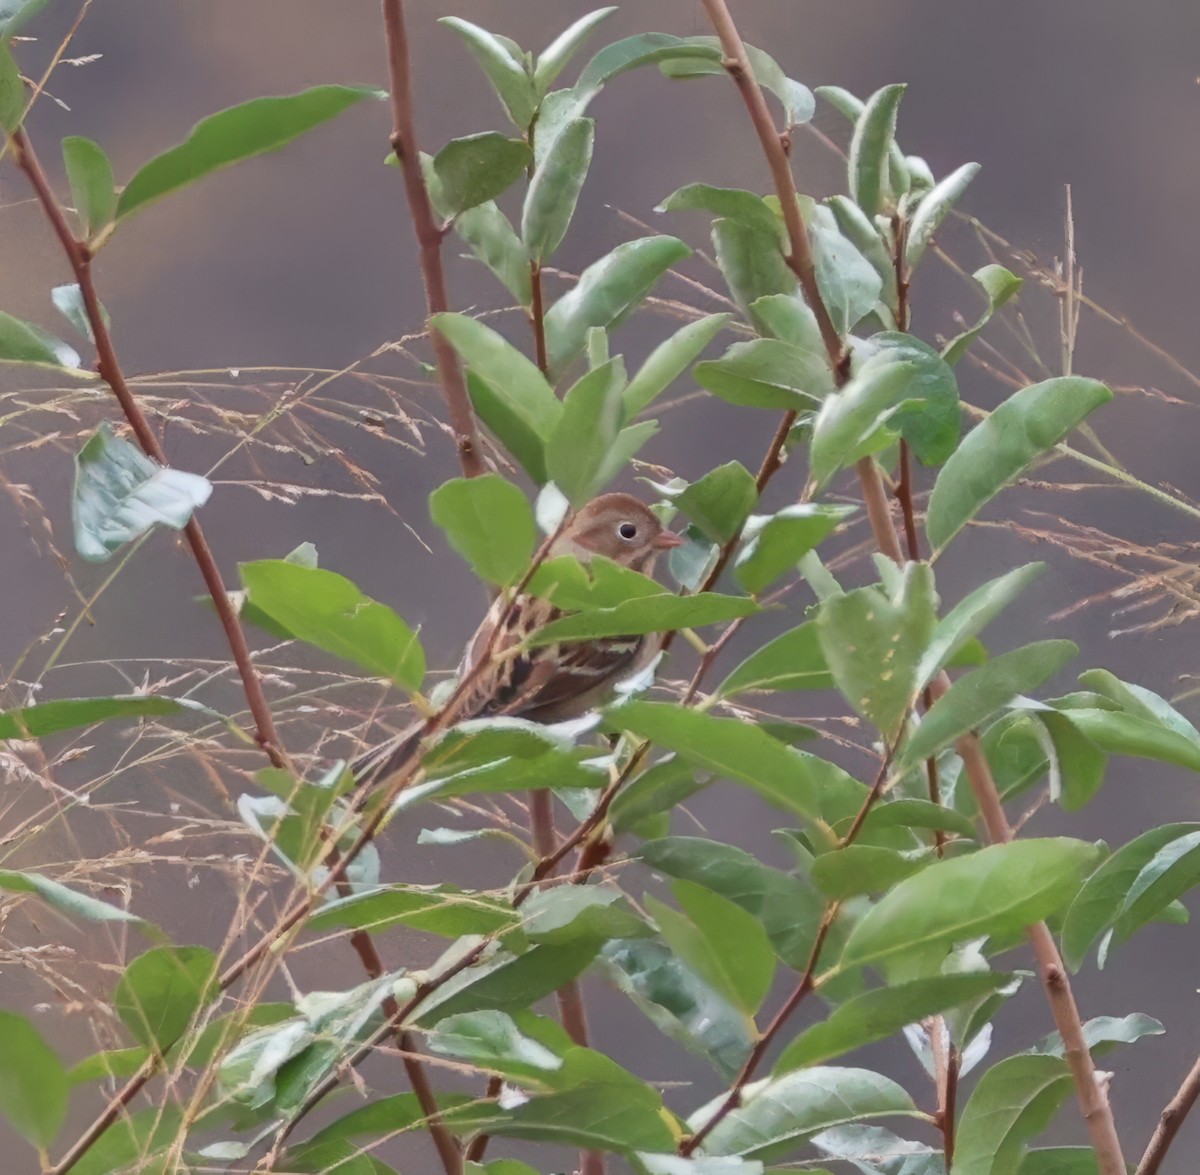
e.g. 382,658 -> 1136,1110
681,903 -> 840,1156
9,128 -> 287,769
529,262 -> 549,375
1136,1053 -> 1200,1175
698,3 -> 1126,1170
381,0 -> 485,479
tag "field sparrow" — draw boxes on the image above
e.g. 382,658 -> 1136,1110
352,492 -> 683,787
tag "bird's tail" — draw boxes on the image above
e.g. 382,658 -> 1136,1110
349,720 -> 425,791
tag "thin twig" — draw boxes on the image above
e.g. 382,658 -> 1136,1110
381,0 -> 485,478
1136,1053 -> 1200,1175
9,129 -> 288,769
698,4 -> 1125,1170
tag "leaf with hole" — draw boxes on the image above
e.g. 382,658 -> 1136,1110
117,85 -> 382,222
926,377 -> 1112,550
240,560 -> 424,690
73,424 -> 211,562
817,562 -> 937,740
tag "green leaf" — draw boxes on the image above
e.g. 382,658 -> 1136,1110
114,945 -> 218,1052
943,264 -> 1023,366
1052,708 -> 1200,772
73,423 -> 211,562
0,694 -> 195,740
637,1158 -> 763,1175
468,1162 -> 541,1175
811,845 -> 931,899
429,474 -> 536,586
623,313 -> 730,417
849,84 -> 905,217
522,117 -> 594,262
117,85 -> 381,221
857,798 -> 977,839
1017,1149 -> 1102,1175
906,161 -> 981,270
431,133 -> 531,217
926,377 -> 1112,550
527,552 -> 664,610
545,235 -> 691,375
530,591 -> 759,644
62,136 -> 116,238
1061,824 -> 1200,970
657,183 -> 783,242
440,17 -> 537,128
427,1010 -> 563,1081
875,332 -> 961,465
719,621 -> 832,696
1029,1012 -> 1163,1058
650,880 -> 775,1015
52,282 -> 109,342
416,940 -> 602,1025
810,336 -> 956,487
806,202 -> 883,336
1041,709 -> 1108,811
918,563 -> 1047,685
657,40 -> 814,127
953,1054 -> 1073,1175
611,757 -> 703,835
838,839 -> 1102,969
735,505 -> 854,595
0,309 -> 81,370
694,337 -> 830,410
520,886 -> 647,945
775,973 -> 1013,1072
0,42 -> 21,131
1077,668 -> 1200,750
533,7 -> 617,92
817,562 -> 938,740
662,462 -> 758,543
900,639 -> 1078,770
0,1012 -> 68,1150
546,358 -> 627,505
691,1066 -> 917,1160
605,701 -> 867,828
749,291 -> 825,354
67,1046 -> 150,1087
68,1105 -> 182,1175
711,218 -> 796,317
454,201 -> 532,306
306,884 -> 518,938
0,869 -> 151,932
641,836 -> 824,969
602,938 -> 754,1080
818,84 -> 910,197
240,560 -> 424,690
826,195 -> 895,304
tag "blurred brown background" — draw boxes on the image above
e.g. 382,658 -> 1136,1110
1,1 -> 1199,1171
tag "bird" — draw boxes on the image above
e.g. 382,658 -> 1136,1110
350,492 -> 684,789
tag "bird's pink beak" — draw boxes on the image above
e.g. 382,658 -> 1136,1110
653,530 -> 685,550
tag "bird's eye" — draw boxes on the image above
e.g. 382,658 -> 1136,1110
618,521 -> 638,540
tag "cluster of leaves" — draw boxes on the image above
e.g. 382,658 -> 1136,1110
0,5 -> 1191,1175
